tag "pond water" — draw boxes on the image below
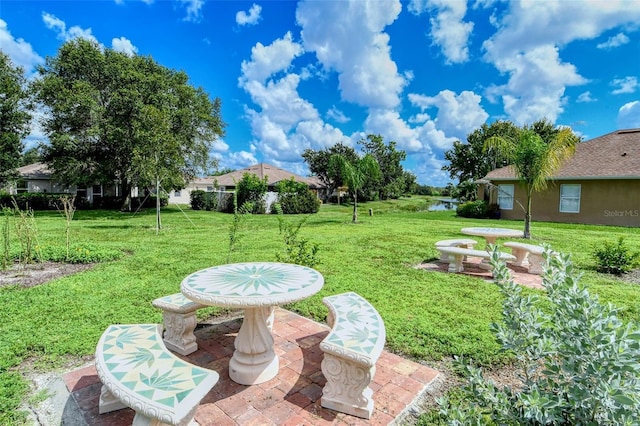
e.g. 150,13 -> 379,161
428,198 -> 458,211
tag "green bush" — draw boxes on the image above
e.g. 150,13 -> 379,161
236,173 -> 267,214
592,236 -> 639,275
273,178 -> 321,214
0,193 -> 167,210
456,200 -> 489,218
437,248 -> 640,425
190,190 -> 206,210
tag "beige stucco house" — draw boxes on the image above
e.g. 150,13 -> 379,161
9,162 -> 130,205
479,128 -> 640,227
167,163 -> 326,205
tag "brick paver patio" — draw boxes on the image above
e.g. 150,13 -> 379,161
62,308 -> 440,425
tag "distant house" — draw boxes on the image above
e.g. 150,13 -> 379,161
478,128 -> 640,227
9,163 -> 129,205
167,163 -> 327,206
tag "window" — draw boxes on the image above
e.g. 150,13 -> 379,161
560,184 -> 581,213
16,179 -> 28,193
174,190 -> 181,197
497,184 -> 514,210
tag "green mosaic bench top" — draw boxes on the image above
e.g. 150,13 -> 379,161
320,292 -> 386,367
95,324 -> 219,424
152,293 -> 204,313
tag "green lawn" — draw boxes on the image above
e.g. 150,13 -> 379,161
1,197 -> 639,423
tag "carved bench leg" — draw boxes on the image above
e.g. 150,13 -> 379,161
162,310 -> 198,356
510,248 -> 528,266
321,353 -> 374,419
98,385 -> 127,414
448,254 -> 464,272
528,254 -> 544,275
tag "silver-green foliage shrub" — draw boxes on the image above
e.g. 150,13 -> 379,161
439,246 -> 640,425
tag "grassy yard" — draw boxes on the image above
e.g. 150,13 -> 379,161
1,197 -> 639,423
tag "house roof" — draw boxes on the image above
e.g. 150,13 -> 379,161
205,163 -> 325,189
17,163 -> 51,179
483,128 -> 640,181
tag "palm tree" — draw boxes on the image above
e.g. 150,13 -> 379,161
484,125 -> 579,238
329,153 -> 380,223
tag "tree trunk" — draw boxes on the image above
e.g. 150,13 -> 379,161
524,189 -> 532,239
156,178 -> 161,234
120,180 -> 132,212
352,192 -> 358,223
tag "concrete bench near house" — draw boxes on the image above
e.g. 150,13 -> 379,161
320,292 -> 386,419
95,323 -> 219,426
435,238 -> 478,262
152,293 -> 205,356
436,246 -> 516,273
503,241 -> 545,275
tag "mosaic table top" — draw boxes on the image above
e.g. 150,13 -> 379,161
181,262 -> 324,308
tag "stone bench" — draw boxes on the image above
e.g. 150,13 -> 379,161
152,293 -> 204,355
436,246 -> 516,273
320,292 -> 386,419
95,323 -> 219,426
435,238 -> 478,262
503,241 -> 545,274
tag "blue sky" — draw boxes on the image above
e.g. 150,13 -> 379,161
2,0 -> 640,186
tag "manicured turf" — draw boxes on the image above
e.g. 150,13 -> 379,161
1,197 -> 639,423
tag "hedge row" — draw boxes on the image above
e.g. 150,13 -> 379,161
0,193 -> 168,211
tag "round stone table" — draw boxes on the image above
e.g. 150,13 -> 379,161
181,262 -> 324,385
460,227 -> 523,245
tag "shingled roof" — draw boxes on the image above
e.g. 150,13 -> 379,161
484,128 -> 640,180
16,162 -> 52,179
208,163 -> 324,188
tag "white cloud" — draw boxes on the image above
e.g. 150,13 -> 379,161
236,4 -> 262,26
410,152 -> 451,187
239,32 -> 303,84
111,37 -> 138,56
486,45 -> 587,124
296,0 -> 406,109
243,75 -> 318,130
409,0 -> 474,64
238,31 -> 349,164
42,12 -> 98,43
408,90 -> 488,140
326,106 -> 350,124
611,76 -> 639,95
210,139 -> 229,153
0,19 -> 44,73
482,0 -> 640,124
617,101 -> 640,129
577,91 -> 596,103
216,150 -> 259,171
597,32 -> 630,49
179,0 -> 204,22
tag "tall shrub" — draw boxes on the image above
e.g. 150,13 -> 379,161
438,247 -> 640,425
274,178 -> 321,214
235,173 -> 268,214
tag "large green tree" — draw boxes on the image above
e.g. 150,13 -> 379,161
443,120 -> 518,184
484,122 -> 580,238
359,134 -> 412,199
329,153 -> 380,223
32,39 -> 225,211
0,53 -> 33,187
302,143 -> 358,201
